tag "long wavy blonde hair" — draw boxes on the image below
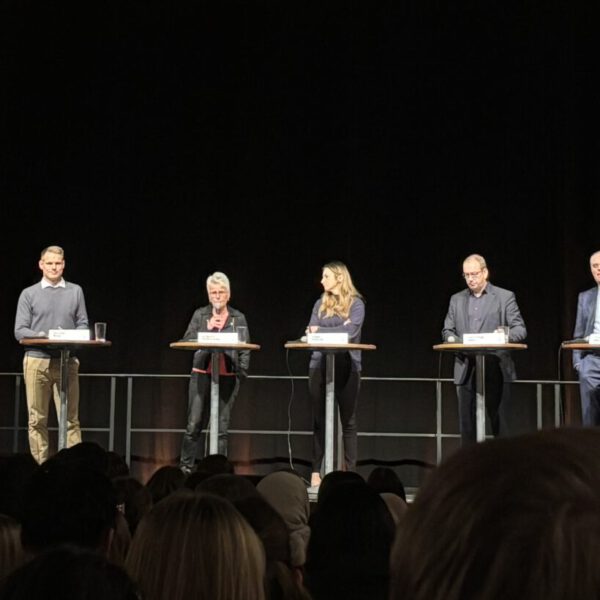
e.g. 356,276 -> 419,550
319,261 -> 363,319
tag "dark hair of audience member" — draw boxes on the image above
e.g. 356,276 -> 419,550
315,470 -> 364,509
145,465 -> 185,505
0,544 -> 139,600
20,459 -> 117,555
390,428 -> 600,600
125,493 -> 266,600
50,441 -> 110,474
0,514 -> 25,582
0,453 -> 38,521
107,510 -> 132,568
366,466 -> 406,501
112,476 -> 152,537
183,454 -> 235,490
197,453 -> 235,475
105,451 -> 130,480
195,473 -> 260,503
305,481 -> 395,600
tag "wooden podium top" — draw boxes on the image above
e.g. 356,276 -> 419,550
561,342 -> 600,350
20,338 -> 112,349
285,341 -> 376,351
433,343 -> 527,351
170,341 -> 260,351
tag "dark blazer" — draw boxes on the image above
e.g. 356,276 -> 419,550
442,282 -> 527,385
181,304 -> 250,377
572,287 -> 598,370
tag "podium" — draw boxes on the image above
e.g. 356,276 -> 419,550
433,342 -> 527,442
284,341 -> 376,475
561,341 -> 600,423
170,341 -> 260,454
19,338 -> 112,450
561,342 -> 600,352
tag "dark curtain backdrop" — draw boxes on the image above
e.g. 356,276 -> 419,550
1,1 -> 598,481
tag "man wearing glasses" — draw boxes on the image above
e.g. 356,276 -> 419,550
442,254 -> 527,444
179,271 -> 250,473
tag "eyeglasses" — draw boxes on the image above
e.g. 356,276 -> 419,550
209,290 -> 228,296
462,271 -> 483,280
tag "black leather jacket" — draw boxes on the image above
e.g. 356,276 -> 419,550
181,304 -> 250,378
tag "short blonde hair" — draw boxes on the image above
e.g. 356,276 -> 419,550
40,246 -> 64,259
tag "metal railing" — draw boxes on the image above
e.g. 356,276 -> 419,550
0,372 -> 577,466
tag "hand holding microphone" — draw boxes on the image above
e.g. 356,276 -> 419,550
208,303 -> 225,330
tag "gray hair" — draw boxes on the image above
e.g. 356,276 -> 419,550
206,271 -> 230,293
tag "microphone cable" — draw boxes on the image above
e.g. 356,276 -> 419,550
284,346 -> 311,484
557,341 -> 565,424
284,347 -> 296,472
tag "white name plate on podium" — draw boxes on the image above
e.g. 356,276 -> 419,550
589,334 -> 600,344
463,332 -> 505,345
49,329 -> 91,341
197,332 -> 238,344
307,332 -> 349,344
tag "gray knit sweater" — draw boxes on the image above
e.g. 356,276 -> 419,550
14,281 -> 89,358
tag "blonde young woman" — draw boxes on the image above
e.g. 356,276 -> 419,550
125,492 -> 265,600
307,261 -> 365,488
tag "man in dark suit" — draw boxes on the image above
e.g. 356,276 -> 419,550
442,254 -> 527,444
573,250 -> 600,426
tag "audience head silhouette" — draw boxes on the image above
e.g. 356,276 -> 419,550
196,473 -> 259,503
316,470 -> 364,507
390,428 -> 600,600
306,480 -> 395,600
366,466 -> 406,501
0,544 -> 139,600
20,458 -> 117,555
145,465 -> 185,505
125,492 -> 266,600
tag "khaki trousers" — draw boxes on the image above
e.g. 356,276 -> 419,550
23,355 -> 82,464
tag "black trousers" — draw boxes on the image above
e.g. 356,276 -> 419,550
456,355 -> 504,445
309,354 -> 360,472
180,372 -> 239,470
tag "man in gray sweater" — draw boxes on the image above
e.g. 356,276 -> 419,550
14,246 -> 89,464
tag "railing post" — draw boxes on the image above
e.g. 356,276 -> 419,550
554,383 -> 561,427
536,383 -> 543,429
13,375 -> 22,454
126,377 -> 133,466
109,376 -> 116,451
436,378 -> 442,464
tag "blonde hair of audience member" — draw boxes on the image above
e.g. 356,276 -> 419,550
125,492 -> 265,600
318,261 -> 362,319
0,514 -> 25,581
389,428 -> 600,600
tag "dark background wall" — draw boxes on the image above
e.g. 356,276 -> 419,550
1,1 -> 598,482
